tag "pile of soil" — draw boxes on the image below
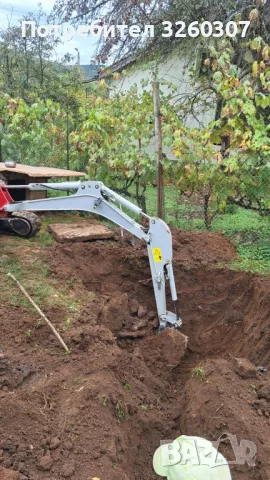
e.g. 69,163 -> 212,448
0,230 -> 270,480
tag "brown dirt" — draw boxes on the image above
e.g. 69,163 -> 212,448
1,229 -> 270,480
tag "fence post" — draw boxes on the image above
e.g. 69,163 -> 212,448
66,111 -> 70,195
152,81 -> 164,219
66,111 -> 70,172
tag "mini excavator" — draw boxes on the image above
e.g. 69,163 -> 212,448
0,180 -> 181,330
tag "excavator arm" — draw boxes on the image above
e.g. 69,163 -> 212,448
2,181 -> 181,330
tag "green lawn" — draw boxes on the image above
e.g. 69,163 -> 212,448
213,209 -> 270,274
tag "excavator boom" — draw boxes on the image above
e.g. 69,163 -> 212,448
1,180 -> 181,330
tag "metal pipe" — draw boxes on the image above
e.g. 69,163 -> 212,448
167,262 -> 177,302
101,185 -> 143,216
6,182 -> 81,191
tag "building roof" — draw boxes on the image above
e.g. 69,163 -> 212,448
99,55 -> 136,79
0,163 -> 85,178
83,56 -> 136,83
80,64 -> 105,80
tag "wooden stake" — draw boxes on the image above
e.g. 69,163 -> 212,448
152,80 -> 164,220
7,273 -> 70,353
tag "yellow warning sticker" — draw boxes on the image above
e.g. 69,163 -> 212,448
152,248 -> 162,263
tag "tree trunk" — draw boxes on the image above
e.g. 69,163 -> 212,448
5,55 -> 13,91
204,193 -> 211,229
38,38 -> 44,86
135,181 -> 147,214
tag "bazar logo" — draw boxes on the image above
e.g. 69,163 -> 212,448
153,434 -> 257,478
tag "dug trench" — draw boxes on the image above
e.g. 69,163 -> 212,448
0,229 -> 270,480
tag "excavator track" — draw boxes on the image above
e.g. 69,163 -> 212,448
0,212 -> 41,238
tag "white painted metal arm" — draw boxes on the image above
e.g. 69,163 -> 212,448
5,181 -> 148,241
5,181 -> 181,329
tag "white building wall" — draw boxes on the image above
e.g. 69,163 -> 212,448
108,50 -> 216,129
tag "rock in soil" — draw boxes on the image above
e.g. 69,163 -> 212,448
129,298 -> 139,316
49,437 -> 61,450
131,318 -> 148,331
118,329 -> 147,339
137,305 -> 147,318
60,461 -> 75,478
0,468 -> 20,479
232,357 -> 258,379
258,381 -> 270,401
38,452 -> 53,471
102,293 -> 130,333
145,329 -> 188,368
0,357 -> 32,390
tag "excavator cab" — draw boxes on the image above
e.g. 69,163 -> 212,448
0,184 -> 13,213
0,185 -> 41,237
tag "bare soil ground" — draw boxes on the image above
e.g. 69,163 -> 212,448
0,227 -> 270,480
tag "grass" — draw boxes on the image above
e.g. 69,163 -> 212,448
0,212 -> 95,342
0,255 -> 53,308
191,365 -> 207,382
248,384 -> 258,394
213,210 -> 270,274
0,239 -> 86,316
115,400 -> 126,422
0,219 -> 100,348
